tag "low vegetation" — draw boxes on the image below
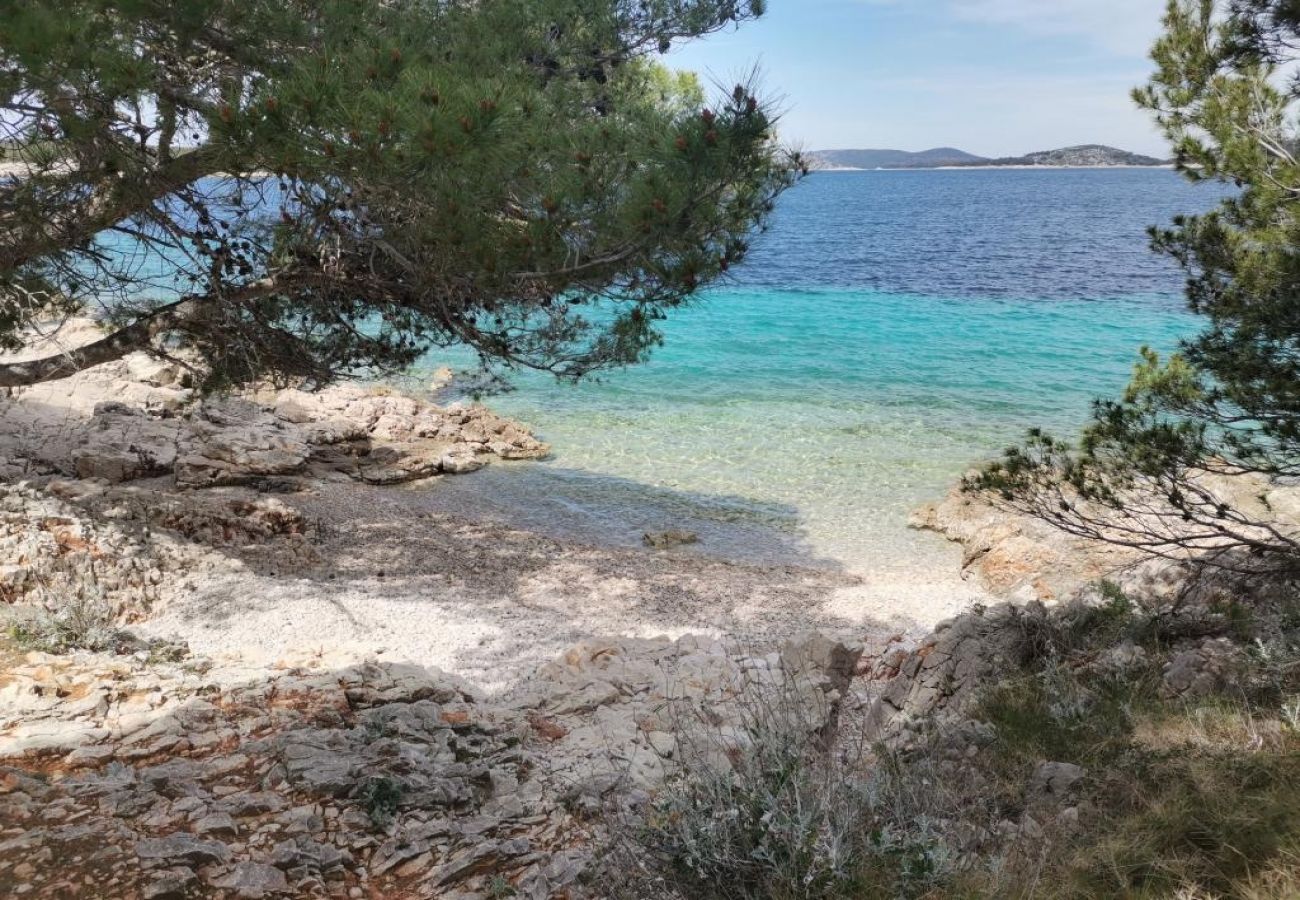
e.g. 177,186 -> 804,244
0,567 -> 186,661
3,581 -> 123,655
594,669 -> 953,900
598,582 -> 1300,899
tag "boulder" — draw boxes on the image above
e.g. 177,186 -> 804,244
356,443 -> 452,485
135,834 -> 230,867
1162,637 -> 1243,698
73,404 -> 180,483
142,868 -> 199,900
1028,761 -> 1085,803
210,861 -> 291,898
440,446 -> 486,475
175,399 -> 311,488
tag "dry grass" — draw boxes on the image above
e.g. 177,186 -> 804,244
949,583 -> 1300,899
590,668 -> 957,900
4,585 -> 123,654
598,581 -> 1300,899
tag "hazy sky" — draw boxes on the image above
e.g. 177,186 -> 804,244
668,0 -> 1170,157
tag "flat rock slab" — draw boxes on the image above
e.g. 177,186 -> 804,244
0,635 -> 858,899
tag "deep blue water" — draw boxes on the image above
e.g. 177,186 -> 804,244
421,169 -> 1227,574
737,168 -> 1198,299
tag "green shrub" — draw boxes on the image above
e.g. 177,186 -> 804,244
359,776 -> 404,829
594,676 -> 953,900
5,591 -> 122,654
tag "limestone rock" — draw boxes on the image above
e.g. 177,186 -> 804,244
440,445 -> 486,475
430,366 -> 455,391
1,327 -> 548,491
0,508 -> 858,900
0,482 -> 196,622
142,867 -> 198,900
210,861 -> 290,898
913,476 -> 1297,606
1091,640 -> 1148,677
175,399 -> 311,488
135,834 -> 230,867
869,603 -> 1043,730
911,490 -> 1129,603
1162,638 -> 1243,698
73,404 -> 180,483
355,443 -> 452,485
1029,761 -> 1085,803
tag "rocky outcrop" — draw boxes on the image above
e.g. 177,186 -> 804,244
57,382 -> 549,491
911,488 -> 1175,603
0,323 -> 549,491
0,634 -> 859,899
864,603 -> 1043,734
861,583 -> 1282,744
913,476 -> 1300,607
173,398 -> 313,489
72,403 -> 182,483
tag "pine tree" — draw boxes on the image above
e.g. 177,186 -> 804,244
0,0 -> 799,389
971,0 -> 1300,571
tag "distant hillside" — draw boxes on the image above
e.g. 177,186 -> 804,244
966,144 -> 1169,167
810,147 -> 988,170
810,143 -> 1168,170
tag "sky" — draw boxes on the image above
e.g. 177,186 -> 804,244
668,0 -> 1171,157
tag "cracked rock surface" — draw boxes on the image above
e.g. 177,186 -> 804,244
0,636 -> 859,899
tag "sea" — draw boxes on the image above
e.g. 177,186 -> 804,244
416,168 -> 1227,584
86,168 -> 1224,588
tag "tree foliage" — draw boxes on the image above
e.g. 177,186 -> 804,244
0,0 -> 800,389
970,0 -> 1300,570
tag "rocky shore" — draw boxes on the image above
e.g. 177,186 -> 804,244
3,323 -> 1295,897
0,327 -> 889,897
1,325 -> 549,490
0,633 -> 859,899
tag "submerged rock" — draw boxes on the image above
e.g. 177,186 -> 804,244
642,529 -> 699,549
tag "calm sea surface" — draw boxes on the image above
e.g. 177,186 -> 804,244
420,169 -> 1226,576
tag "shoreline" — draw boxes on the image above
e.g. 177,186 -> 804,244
4,324 -> 1267,899
0,323 -> 989,694
814,163 -> 1176,172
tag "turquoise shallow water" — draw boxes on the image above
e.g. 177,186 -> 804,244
418,170 -> 1220,574
427,287 -> 1193,571
83,169 -> 1219,576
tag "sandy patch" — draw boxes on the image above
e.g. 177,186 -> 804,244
132,479 -> 960,693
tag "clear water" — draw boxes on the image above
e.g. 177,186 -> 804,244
419,169 -> 1225,576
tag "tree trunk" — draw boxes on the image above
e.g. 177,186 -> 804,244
0,299 -> 199,387
0,275 -> 299,387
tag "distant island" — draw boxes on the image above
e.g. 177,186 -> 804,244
811,144 -> 1170,170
